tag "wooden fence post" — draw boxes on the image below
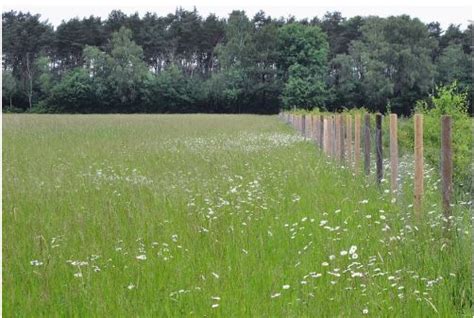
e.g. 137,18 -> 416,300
389,114 -> 398,194
323,117 -> 329,154
364,113 -> 371,175
354,114 -> 361,172
441,115 -> 453,221
332,116 -> 337,157
301,114 -> 306,137
328,116 -> 332,156
315,115 -> 320,144
316,115 -> 320,144
306,115 -> 310,138
375,113 -> 383,184
319,115 -> 324,149
414,114 -> 424,216
340,115 -> 345,162
335,115 -> 341,160
347,115 -> 352,166
328,116 -> 333,157
315,115 -> 318,142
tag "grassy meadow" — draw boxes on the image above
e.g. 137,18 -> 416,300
2,114 -> 471,317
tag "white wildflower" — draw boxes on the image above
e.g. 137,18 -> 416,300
30,260 -> 43,266
349,245 -> 358,254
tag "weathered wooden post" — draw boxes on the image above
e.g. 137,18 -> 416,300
301,114 -> 306,137
389,114 -> 398,194
305,115 -> 310,138
329,116 -> 333,156
335,115 -> 341,160
327,116 -> 332,155
333,116 -> 336,155
313,115 -> 317,143
312,115 -> 319,145
319,115 -> 324,149
414,114 -> 424,216
375,113 -> 383,184
315,115 -> 320,144
354,114 -> 361,172
323,117 -> 329,154
364,113 -> 371,175
328,116 -> 333,157
347,115 -> 352,166
340,115 -> 345,162
441,115 -> 453,221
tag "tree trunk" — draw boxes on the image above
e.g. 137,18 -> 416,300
26,52 -> 33,109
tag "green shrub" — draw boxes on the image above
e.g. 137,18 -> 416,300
27,100 -> 51,113
402,83 -> 472,189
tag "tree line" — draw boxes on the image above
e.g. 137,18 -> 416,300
2,9 -> 472,114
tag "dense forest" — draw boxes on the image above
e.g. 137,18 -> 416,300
2,9 -> 472,114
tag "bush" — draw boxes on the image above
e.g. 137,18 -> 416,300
48,69 -> 97,113
401,82 -> 472,189
27,100 -> 51,113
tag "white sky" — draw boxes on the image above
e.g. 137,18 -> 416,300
2,0 -> 473,30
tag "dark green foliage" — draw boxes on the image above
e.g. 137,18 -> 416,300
48,68 -> 97,113
2,11 -> 54,109
2,9 -> 472,113
143,65 -> 206,113
341,16 -> 437,114
278,23 -> 329,109
2,70 -> 18,109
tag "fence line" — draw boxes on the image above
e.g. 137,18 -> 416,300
280,111 -> 454,221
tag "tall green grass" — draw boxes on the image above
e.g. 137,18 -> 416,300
3,114 -> 471,316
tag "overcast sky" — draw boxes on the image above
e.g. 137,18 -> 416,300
3,0 -> 472,30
